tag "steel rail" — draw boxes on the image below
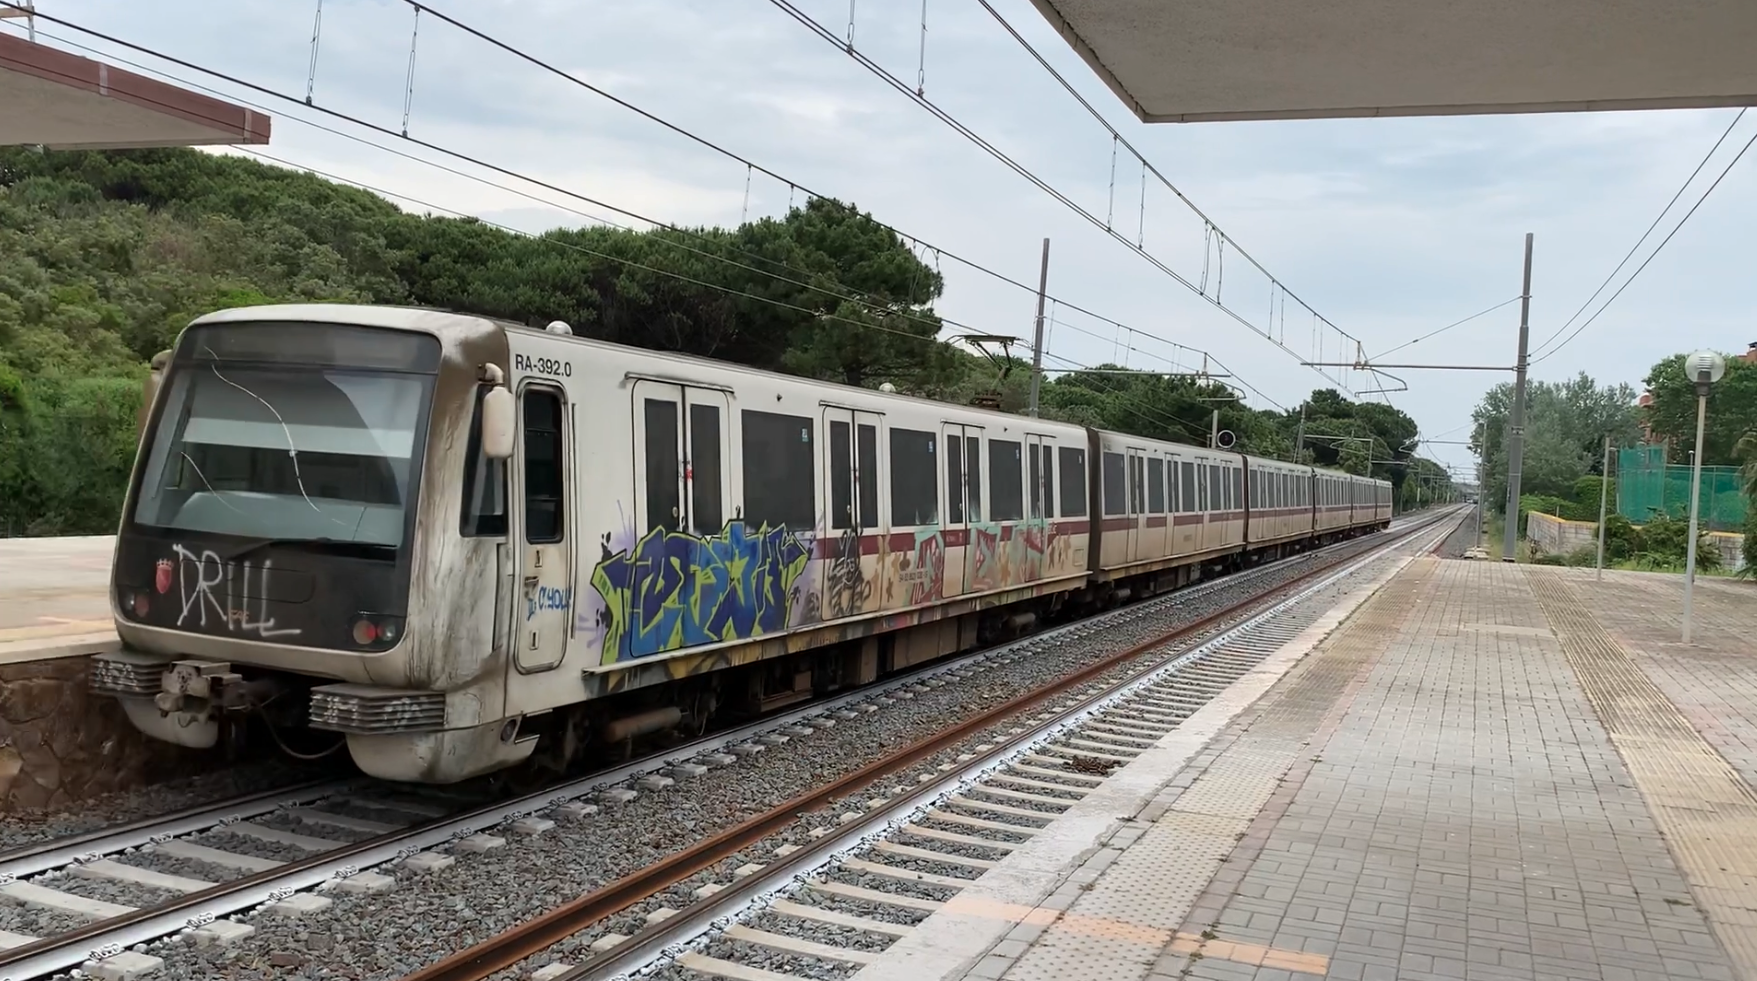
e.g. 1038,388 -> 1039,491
0,778 -> 352,880
400,508 -> 1462,981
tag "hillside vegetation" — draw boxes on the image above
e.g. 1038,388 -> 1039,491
0,147 -> 1438,535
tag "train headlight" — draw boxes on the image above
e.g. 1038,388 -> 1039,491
119,588 -> 150,619
351,615 -> 405,648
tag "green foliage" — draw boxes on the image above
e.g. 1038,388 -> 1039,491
1472,373 -> 1641,513
1741,501 -> 1757,578
1,146 -> 1450,537
1641,353 -> 1757,467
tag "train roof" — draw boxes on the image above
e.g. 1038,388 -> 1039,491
191,303 -> 1391,487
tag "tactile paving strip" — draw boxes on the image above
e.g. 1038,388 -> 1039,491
1529,568 -> 1757,976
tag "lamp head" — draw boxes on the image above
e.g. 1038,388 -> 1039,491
1685,350 -> 1726,387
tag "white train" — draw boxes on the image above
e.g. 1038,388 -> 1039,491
94,305 -> 1391,782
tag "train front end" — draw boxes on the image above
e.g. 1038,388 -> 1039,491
94,305 -> 520,781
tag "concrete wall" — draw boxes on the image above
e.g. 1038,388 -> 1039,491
1525,512 -> 1746,571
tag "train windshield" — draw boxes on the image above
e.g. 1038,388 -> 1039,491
130,323 -> 440,549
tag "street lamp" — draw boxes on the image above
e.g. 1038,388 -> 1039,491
1681,350 -> 1726,644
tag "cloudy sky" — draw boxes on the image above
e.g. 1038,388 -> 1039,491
14,0 -> 1756,478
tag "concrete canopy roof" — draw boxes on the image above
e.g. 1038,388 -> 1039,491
0,31 -> 269,148
1026,0 -> 1757,122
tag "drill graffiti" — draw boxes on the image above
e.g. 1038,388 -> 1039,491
591,522 -> 810,661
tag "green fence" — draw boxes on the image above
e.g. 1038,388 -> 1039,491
1617,446 -> 1747,532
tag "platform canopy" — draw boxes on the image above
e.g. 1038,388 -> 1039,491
0,30 -> 269,148
1026,0 -> 1757,122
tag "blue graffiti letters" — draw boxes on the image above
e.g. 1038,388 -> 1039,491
591,523 -> 808,661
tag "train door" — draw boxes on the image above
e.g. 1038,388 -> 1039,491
942,422 -> 985,597
624,380 -> 730,660
514,382 -> 572,673
1024,435 -> 1055,583
1126,447 -> 1147,562
822,406 -> 884,618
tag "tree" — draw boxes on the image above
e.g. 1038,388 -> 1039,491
1471,373 -> 1640,512
1641,352 -> 1757,467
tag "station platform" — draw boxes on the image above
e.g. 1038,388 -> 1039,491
855,559 -> 1757,981
0,535 -> 116,664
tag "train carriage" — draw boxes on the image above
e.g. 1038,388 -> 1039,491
94,303 -> 1395,785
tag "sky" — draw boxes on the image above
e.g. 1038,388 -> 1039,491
11,0 -> 1756,480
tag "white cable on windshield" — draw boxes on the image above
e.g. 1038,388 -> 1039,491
203,354 -> 355,532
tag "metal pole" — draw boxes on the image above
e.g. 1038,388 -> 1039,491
1027,237 -> 1050,418
1210,409 -> 1219,448
1294,403 -> 1306,460
1595,435 -> 1611,580
1475,421 -> 1484,546
1500,232 -> 1534,562
1682,392 -> 1708,643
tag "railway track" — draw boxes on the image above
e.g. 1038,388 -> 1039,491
400,507 -> 1463,981
0,511 -> 1455,981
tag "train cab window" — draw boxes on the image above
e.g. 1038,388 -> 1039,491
643,399 -> 682,533
1102,452 -> 1127,516
1057,447 -> 1087,517
461,389 -> 508,537
891,427 -> 939,526
1147,458 -> 1165,513
690,403 -> 723,533
1179,461 -> 1196,513
990,439 -> 1024,521
742,410 -> 816,530
946,434 -> 965,524
857,424 -> 879,528
523,389 -> 565,544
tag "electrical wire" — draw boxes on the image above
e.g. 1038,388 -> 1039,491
0,4 -> 1296,415
1370,296 -> 1523,359
1531,108 -> 1748,359
1533,122 -> 1757,365
762,0 -> 1372,395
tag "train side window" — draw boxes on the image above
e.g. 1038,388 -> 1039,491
742,410 -> 816,530
1180,461 -> 1196,513
1208,464 -> 1223,513
1148,458 -> 1165,513
690,402 -> 724,534
946,434 -> 965,524
643,398 -> 681,533
966,436 -> 983,522
857,424 -> 879,528
1234,468 -> 1243,510
523,389 -> 565,544
460,389 -> 508,537
1028,443 -> 1043,519
890,427 -> 939,526
830,419 -> 854,530
1101,451 -> 1126,517
990,439 -> 1024,521
1057,447 -> 1087,517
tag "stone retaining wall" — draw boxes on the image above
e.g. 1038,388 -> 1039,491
1525,512 -> 1746,570
0,656 -> 182,812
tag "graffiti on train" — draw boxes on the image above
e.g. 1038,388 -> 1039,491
526,585 -> 571,620
590,522 -> 810,661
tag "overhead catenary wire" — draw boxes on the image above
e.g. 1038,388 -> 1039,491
761,0 -> 1373,395
1533,120 -> 1757,364
0,3 -> 1296,415
1531,107 -> 1748,360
